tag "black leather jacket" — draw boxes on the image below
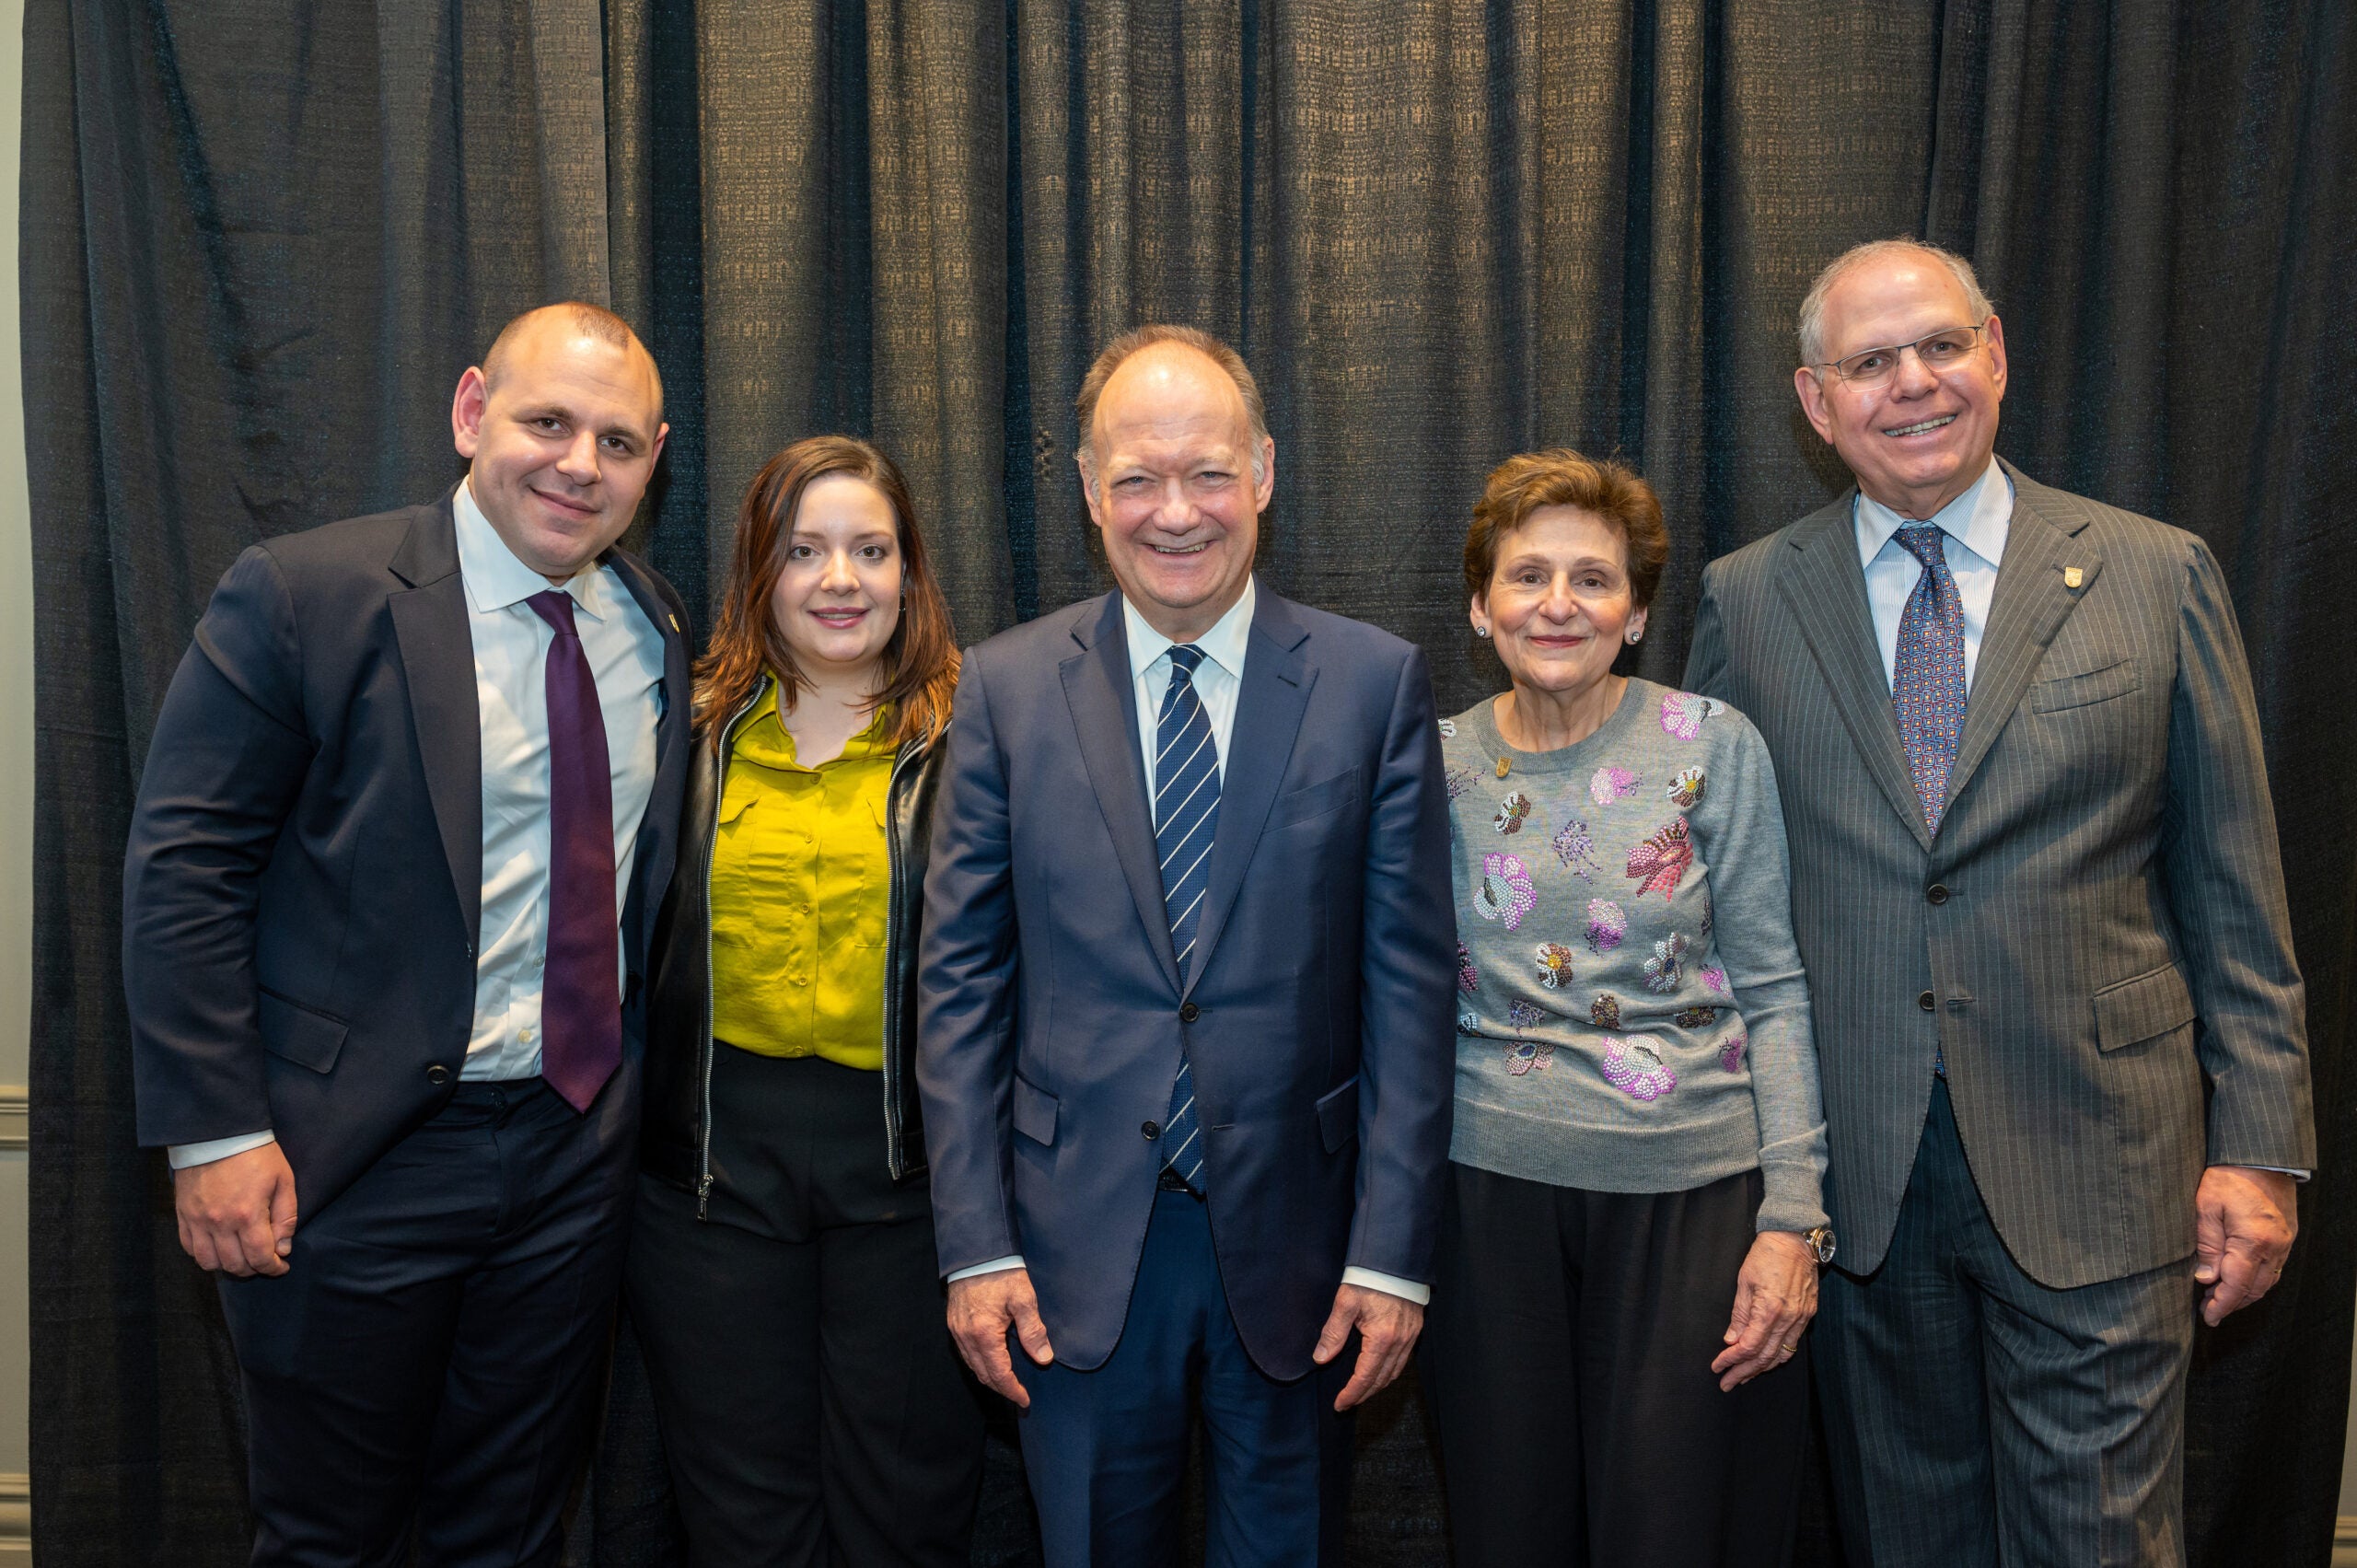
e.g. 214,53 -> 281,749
640,677 -> 948,1211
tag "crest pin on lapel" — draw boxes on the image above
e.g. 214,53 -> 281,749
669,611 -> 681,631
2062,566 -> 2084,590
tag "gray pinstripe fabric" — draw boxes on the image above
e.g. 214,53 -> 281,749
1685,460 -> 2315,1288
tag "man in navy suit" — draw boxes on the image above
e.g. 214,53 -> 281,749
918,324 -> 1456,1565
124,302 -> 691,1566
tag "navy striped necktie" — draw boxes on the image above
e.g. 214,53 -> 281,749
1154,644 -> 1220,1191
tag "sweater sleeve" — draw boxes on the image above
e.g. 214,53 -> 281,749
1697,713 -> 1829,1234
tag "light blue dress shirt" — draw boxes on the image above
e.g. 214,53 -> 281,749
1853,458 -> 2012,694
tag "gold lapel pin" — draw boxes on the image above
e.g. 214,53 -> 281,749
669,611 -> 681,632
2062,566 -> 2084,590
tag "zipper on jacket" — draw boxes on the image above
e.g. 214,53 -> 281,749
698,679 -> 769,1220
879,734 -> 927,1181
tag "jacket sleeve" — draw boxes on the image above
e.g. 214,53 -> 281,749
914,645 -> 1024,1273
122,544 -> 317,1147
1344,644 -> 1457,1283
2161,537 -> 2316,1170
1684,558 -> 1733,702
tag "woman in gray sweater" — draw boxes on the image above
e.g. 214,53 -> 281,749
1422,449 -> 1831,1568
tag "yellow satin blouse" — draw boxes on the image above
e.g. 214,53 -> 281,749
707,679 -> 894,1069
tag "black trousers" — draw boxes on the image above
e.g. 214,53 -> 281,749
625,1049 -> 985,1568
1421,1162 -> 1808,1568
1813,1077 -> 2196,1568
219,1075 -> 637,1568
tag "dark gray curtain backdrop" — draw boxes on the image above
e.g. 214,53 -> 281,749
24,0 -> 2357,1562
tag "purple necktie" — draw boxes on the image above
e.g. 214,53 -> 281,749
1892,524 -> 1967,835
527,590 -> 621,1112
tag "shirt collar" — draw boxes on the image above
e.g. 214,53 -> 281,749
1122,575 -> 1257,685
1852,457 -> 2014,572
453,477 -> 617,621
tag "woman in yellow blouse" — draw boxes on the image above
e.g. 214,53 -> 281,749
629,436 -> 981,1567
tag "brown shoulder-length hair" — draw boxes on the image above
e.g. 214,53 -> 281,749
1462,449 -> 1669,610
693,436 -> 960,749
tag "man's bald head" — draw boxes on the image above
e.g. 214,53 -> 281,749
482,302 -> 664,424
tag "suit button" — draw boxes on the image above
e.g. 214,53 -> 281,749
425,1063 -> 451,1086
1926,884 -> 1950,904
1918,992 -> 1936,1012
1142,1121 -> 1161,1142
1179,1002 -> 1200,1024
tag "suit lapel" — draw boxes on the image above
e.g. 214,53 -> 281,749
1060,594 -> 1181,993
607,547 -> 693,944
387,496 -> 484,946
1775,496 -> 1934,853
1185,590 -> 1313,999
1945,463 -> 2101,816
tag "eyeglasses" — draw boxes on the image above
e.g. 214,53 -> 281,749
1813,324 -> 1989,388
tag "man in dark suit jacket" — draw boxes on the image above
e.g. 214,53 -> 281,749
124,302 -> 691,1565
918,325 -> 1455,1565
1686,240 -> 2313,1566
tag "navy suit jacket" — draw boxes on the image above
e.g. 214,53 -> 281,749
123,494 -> 693,1220
917,586 -> 1456,1379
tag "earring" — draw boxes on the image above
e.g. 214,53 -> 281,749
1627,629 -> 1643,645
1473,625 -> 1492,640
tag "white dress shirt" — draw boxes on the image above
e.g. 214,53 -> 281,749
1854,457 -> 2012,694
169,480 -> 667,1168
952,580 -> 1430,1306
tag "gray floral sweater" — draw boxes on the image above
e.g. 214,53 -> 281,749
1443,679 -> 1829,1233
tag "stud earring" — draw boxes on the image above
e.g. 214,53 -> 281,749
1627,629 -> 1643,645
1473,625 -> 1492,640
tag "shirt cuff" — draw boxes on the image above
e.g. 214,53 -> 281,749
947,1254 -> 1027,1283
168,1130 -> 277,1169
2235,1166 -> 2310,1181
1341,1266 -> 1431,1306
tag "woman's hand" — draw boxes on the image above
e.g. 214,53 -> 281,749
1711,1230 -> 1819,1391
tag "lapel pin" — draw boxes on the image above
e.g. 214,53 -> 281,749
668,611 -> 681,632
2062,566 -> 2084,590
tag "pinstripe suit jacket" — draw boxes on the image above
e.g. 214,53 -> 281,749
1685,461 -> 2313,1287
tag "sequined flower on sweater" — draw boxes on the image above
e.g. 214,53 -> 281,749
1701,965 -> 1729,996
1591,993 -> 1622,1028
1658,691 -> 1724,741
1493,791 -> 1534,834
1643,932 -> 1689,993
1535,943 -> 1575,989
1589,765 -> 1640,807
1585,899 -> 1627,954
1457,941 -> 1480,993
1437,718 -> 1457,738
1676,1005 -> 1720,1028
1504,998 -> 1554,1075
1718,1031 -> 1748,1073
1552,817 -> 1599,877
1601,1036 -> 1677,1101
1625,819 -> 1693,900
1445,764 -> 1480,802
1457,1009 -> 1480,1035
1475,853 -> 1537,930
1666,766 -> 1706,807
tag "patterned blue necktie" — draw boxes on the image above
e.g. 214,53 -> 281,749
1892,524 -> 1967,834
1155,644 -> 1220,1191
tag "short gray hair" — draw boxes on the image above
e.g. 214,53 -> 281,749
1796,239 -> 1994,366
1074,324 -> 1271,494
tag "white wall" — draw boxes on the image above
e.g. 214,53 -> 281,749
0,0 -> 34,1549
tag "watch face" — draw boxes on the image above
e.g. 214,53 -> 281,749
1809,1227 -> 1837,1265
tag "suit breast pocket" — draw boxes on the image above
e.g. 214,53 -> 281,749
259,987 -> 350,1074
2030,656 -> 2140,714
1267,766 -> 1363,830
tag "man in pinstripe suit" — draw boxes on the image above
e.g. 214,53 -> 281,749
1685,239 -> 2313,1567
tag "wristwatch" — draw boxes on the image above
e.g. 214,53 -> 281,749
1802,1225 -> 1838,1267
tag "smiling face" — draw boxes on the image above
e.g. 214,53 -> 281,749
768,472 -> 904,683
1080,343 -> 1274,643
1794,251 -> 2007,519
451,314 -> 668,583
1474,505 -> 1646,700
